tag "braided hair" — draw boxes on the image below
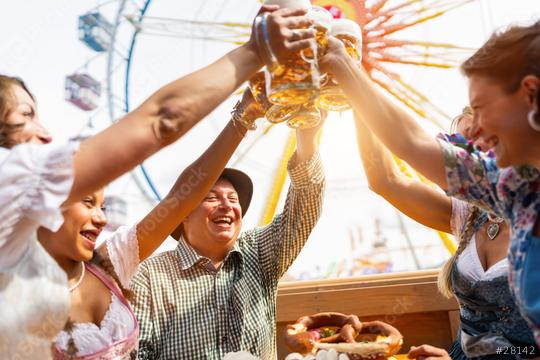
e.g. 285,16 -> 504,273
437,205 -> 480,298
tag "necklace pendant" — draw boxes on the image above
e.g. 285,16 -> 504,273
487,223 -> 500,240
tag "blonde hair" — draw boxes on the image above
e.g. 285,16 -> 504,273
437,205 -> 480,298
439,107 -> 478,298
450,106 -> 474,134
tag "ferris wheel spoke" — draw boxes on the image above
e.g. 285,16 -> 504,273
73,51 -> 107,73
367,0 -> 475,35
88,0 -> 122,12
130,14 -> 252,41
370,38 -> 474,50
370,0 -> 422,19
369,63 -> 450,127
139,31 -> 249,44
139,26 -> 250,38
139,15 -> 251,28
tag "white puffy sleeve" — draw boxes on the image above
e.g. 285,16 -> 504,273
0,142 -> 77,268
105,224 -> 140,289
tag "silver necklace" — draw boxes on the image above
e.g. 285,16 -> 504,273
68,262 -> 86,292
486,213 -> 504,240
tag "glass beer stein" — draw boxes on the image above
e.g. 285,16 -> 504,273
264,0 -> 331,106
316,19 -> 362,112
286,100 -> 321,129
248,71 -> 300,124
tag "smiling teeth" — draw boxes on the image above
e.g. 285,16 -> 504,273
214,216 -> 232,224
81,232 -> 96,241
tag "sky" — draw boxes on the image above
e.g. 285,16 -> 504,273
1,0 -> 539,280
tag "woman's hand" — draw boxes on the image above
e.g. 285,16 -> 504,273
320,36 -> 350,75
230,88 -> 265,134
408,345 -> 451,360
240,88 -> 265,124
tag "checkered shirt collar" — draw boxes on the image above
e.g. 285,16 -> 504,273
175,234 -> 244,271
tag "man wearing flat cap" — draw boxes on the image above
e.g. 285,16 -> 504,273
131,121 -> 325,360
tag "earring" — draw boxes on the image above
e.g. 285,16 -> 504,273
528,110 -> 540,132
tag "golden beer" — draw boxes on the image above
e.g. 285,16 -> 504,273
248,72 -> 271,113
266,104 -> 301,124
287,100 -> 321,129
300,6 -> 333,62
248,71 -> 301,124
317,19 -> 363,112
265,3 -> 332,106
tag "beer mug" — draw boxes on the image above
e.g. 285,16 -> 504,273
316,19 -> 362,112
263,0 -> 331,106
302,6 -> 333,61
248,72 -> 301,124
287,100 -> 321,129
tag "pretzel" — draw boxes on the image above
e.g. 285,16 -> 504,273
285,313 -> 403,360
285,312 -> 363,354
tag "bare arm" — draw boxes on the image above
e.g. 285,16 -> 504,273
136,91 -> 259,261
296,119 -> 320,163
355,115 -> 452,233
324,38 -> 448,189
67,44 -> 260,206
65,7 -> 315,206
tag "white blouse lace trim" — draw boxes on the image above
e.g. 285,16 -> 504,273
451,198 -> 508,282
55,292 -> 135,355
456,235 -> 508,282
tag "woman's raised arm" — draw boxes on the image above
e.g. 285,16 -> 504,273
355,114 -> 452,233
323,37 -> 448,189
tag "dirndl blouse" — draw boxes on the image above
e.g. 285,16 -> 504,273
0,143 -> 77,359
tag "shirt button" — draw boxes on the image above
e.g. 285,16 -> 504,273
221,335 -> 227,344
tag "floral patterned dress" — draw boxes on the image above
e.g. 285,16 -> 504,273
437,134 -> 540,348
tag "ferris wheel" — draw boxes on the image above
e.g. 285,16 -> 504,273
67,0 -> 482,277
67,0 -> 264,205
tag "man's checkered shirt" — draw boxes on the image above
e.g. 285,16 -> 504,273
131,152 -> 325,360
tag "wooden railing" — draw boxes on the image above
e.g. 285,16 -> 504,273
276,270 -> 459,359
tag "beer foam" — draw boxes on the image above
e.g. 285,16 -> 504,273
264,0 -> 312,10
330,19 -> 362,40
307,6 -> 333,30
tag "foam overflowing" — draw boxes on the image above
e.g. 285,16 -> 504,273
330,19 -> 362,41
308,6 -> 333,30
264,0 -> 312,10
